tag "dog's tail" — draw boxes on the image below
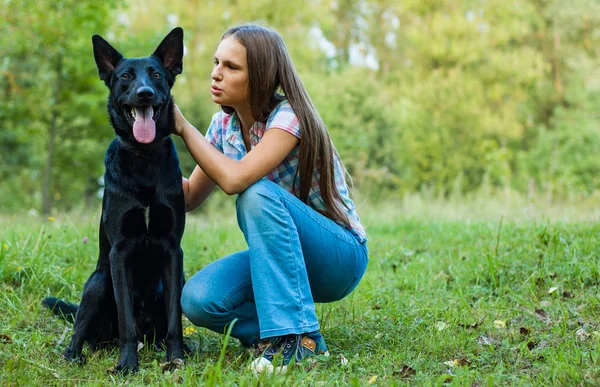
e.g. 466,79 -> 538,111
42,297 -> 78,323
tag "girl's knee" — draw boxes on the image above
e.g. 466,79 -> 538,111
236,180 -> 280,212
181,280 -> 217,327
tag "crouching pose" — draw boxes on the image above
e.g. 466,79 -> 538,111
174,23 -> 368,373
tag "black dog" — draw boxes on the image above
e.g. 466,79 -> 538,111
43,27 -> 186,374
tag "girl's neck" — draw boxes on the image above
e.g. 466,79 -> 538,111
235,105 -> 255,133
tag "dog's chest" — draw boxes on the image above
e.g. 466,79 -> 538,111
143,207 -> 150,228
130,203 -> 180,238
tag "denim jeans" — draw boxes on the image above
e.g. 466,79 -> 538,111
180,179 -> 368,347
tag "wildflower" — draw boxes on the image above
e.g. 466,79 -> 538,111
2,243 -> 8,250
82,237 -> 88,243
184,327 -> 198,336
48,217 -> 55,221
17,267 -> 22,271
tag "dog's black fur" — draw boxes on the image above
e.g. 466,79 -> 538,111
42,27 -> 186,374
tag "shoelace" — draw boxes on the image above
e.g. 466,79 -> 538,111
264,335 -> 310,362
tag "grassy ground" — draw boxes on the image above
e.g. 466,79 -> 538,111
1,199 -> 599,386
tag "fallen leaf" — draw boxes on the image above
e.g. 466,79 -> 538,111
562,291 -> 574,298
161,358 -> 185,373
339,354 -> 349,366
368,375 -> 378,384
393,365 -> 416,379
535,308 -> 550,323
548,287 -> 558,294
576,328 -> 590,341
494,320 -> 506,329
435,321 -> 447,331
478,335 -> 495,346
444,358 -> 469,368
0,334 -> 12,344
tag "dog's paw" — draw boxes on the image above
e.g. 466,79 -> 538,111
160,358 -> 184,373
108,360 -> 139,375
110,353 -> 139,375
64,349 -> 86,365
107,365 -> 138,375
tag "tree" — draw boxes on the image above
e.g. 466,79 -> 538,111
1,0 -> 599,211
1,0 -> 122,213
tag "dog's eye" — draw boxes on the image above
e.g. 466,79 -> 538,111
153,72 -> 162,79
121,73 -> 131,80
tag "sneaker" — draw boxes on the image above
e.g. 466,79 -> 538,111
305,331 -> 329,355
248,334 -> 329,374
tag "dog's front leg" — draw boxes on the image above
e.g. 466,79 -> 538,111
109,249 -> 139,374
163,247 -> 185,363
64,269 -> 111,364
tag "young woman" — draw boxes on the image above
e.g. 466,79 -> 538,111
174,23 -> 368,373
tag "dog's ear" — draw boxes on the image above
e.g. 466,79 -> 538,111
152,27 -> 184,77
92,35 -> 124,86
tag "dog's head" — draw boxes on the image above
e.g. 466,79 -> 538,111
92,28 -> 184,144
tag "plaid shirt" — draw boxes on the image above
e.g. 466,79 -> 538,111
205,100 -> 366,242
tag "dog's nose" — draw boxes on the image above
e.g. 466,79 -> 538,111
136,86 -> 154,100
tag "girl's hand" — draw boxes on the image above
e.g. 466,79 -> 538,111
172,103 -> 187,137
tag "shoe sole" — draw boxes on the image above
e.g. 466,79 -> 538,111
248,351 -> 330,375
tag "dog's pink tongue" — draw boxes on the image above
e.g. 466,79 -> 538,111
132,107 -> 156,144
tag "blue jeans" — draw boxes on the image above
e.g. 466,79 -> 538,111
180,180 -> 368,347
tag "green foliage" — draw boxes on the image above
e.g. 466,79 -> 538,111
1,0 -> 600,212
1,0 -> 123,212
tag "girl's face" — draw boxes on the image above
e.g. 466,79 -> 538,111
210,36 -> 250,110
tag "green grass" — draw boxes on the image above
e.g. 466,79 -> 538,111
1,201 -> 600,386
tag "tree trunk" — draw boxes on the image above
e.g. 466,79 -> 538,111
42,56 -> 62,216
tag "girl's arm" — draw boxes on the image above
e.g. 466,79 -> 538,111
174,104 -> 299,196
182,165 -> 216,212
